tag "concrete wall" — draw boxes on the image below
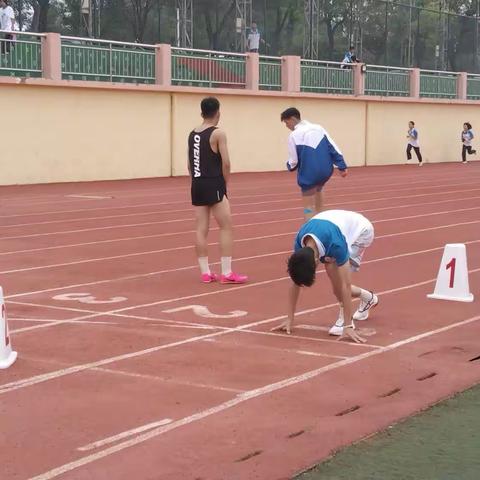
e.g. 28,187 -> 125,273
171,93 -> 288,176
2,84 -> 171,185
366,101 -> 480,165
170,93 -> 366,176
1,80 -> 479,185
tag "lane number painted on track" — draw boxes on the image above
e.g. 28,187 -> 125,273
163,304 -> 248,319
53,293 -> 127,304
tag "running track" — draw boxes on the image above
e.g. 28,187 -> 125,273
1,163 -> 480,480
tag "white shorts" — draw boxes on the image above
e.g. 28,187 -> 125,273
349,222 -> 374,271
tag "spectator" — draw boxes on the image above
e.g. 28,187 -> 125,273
247,22 -> 265,53
0,0 -> 14,54
341,45 -> 357,69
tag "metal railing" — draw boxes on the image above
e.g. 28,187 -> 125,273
300,60 -> 353,94
1,31 -> 479,103
259,56 -> 281,91
171,47 -> 246,88
365,65 -> 411,96
467,74 -> 480,100
0,30 -> 43,78
61,37 -> 155,83
420,69 -> 458,99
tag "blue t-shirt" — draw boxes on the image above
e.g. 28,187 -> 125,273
294,219 -> 349,266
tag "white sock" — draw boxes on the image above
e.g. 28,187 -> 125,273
337,307 -> 344,326
221,257 -> 232,276
359,289 -> 372,302
198,257 -> 210,275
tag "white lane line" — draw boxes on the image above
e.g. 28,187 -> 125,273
240,329 -> 382,349
10,319 -> 119,334
6,300 -> 228,332
9,318 -> 116,326
5,178 -> 479,228
2,203 -> 480,257
0,233 -> 293,275
93,367 -> 246,395
3,268 -> 480,396
5,167 -> 480,207
5,233 -> 480,309
296,350 -> 348,358
3,173 -> 479,220
3,173 -> 476,219
28,311 -> 480,480
76,418 -> 173,452
4,167 -> 479,210
4,192 -> 480,243
65,195 -> 113,200
0,171 -> 477,218
3,184 -> 480,231
2,218 -> 479,276
9,318 -> 67,322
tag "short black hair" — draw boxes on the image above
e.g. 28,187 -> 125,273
201,97 -> 220,119
409,120 -> 415,126
280,107 -> 301,122
464,122 -> 472,130
350,45 -> 355,50
287,247 -> 316,287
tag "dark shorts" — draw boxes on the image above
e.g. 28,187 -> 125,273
191,177 -> 227,206
301,182 -> 326,196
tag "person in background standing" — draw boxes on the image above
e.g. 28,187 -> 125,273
341,46 -> 357,68
247,22 -> 266,53
0,0 -> 15,55
188,97 -> 248,285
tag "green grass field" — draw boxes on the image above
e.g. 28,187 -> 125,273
296,383 -> 480,480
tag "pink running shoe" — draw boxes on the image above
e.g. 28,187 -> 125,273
220,272 -> 248,284
201,273 -> 218,284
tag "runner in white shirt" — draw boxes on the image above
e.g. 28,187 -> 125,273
247,23 -> 262,52
272,210 -> 379,343
461,122 -> 476,164
406,121 -> 423,166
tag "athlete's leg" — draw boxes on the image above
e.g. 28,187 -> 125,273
195,205 -> 213,278
414,146 -> 423,163
211,196 -> 233,258
406,144 -> 413,160
301,187 -> 317,221
314,188 -> 325,213
195,206 -> 210,257
211,196 -> 247,283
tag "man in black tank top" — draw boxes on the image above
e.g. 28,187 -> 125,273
187,97 -> 247,285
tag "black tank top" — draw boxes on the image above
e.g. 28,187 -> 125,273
188,127 -> 223,179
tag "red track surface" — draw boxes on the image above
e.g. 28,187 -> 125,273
1,164 -> 480,480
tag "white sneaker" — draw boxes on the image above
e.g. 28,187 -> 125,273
329,322 -> 357,336
353,292 -> 379,321
418,162 -> 423,167
329,310 -> 345,336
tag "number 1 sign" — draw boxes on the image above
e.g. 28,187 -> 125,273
428,244 -> 474,302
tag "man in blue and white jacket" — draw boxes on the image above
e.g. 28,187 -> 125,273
281,107 -> 348,220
